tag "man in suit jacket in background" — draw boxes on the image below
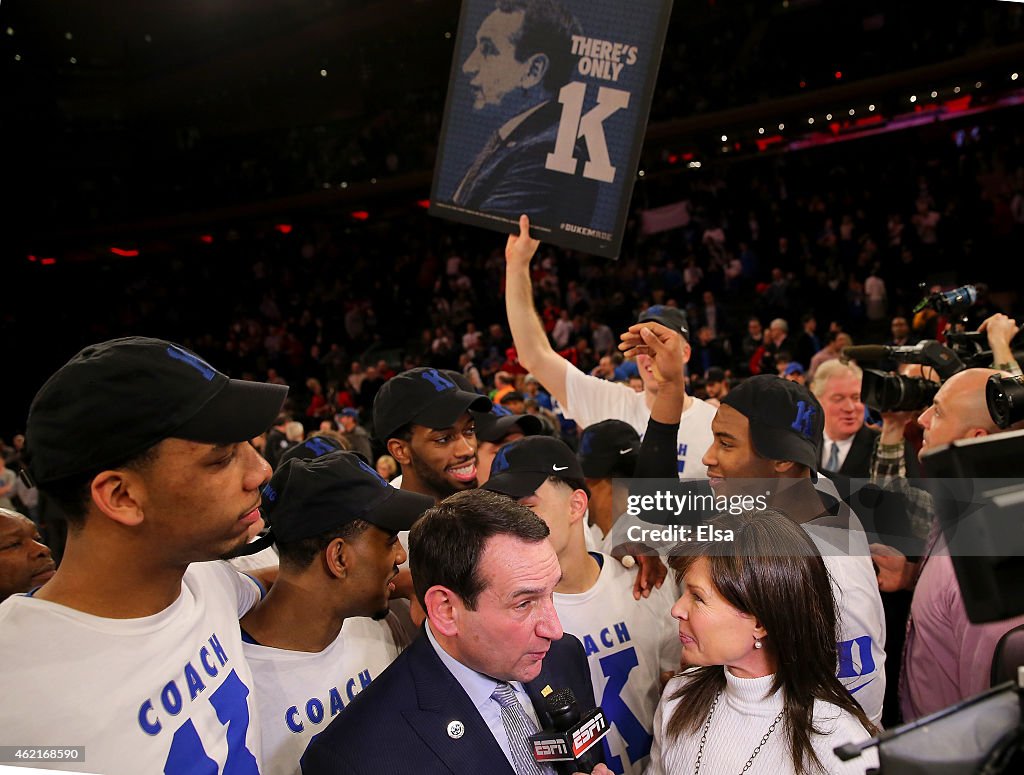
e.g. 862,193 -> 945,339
811,359 -> 917,479
450,0 -> 598,225
302,488 -> 598,774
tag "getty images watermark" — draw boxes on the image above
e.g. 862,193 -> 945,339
603,477 -> 1024,558
623,489 -> 769,545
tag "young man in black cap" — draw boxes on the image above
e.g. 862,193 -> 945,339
240,450 -> 432,775
484,436 -> 679,775
704,375 -> 887,725
0,336 -> 287,774
372,367 -> 492,620
504,216 -> 715,478
372,367 -> 492,501
576,419 -> 640,554
227,432 -> 345,573
622,321 -> 886,724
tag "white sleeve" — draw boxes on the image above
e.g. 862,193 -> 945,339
825,553 -> 887,727
201,560 -> 264,617
563,363 -> 649,433
227,544 -> 280,574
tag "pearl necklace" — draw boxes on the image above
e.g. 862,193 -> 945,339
692,692 -> 785,775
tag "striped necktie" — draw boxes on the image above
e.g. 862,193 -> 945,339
826,441 -> 840,472
490,681 -> 552,775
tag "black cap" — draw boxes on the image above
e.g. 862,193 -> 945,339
721,375 -> 824,472
278,434 -> 345,467
262,451 -> 433,542
637,304 -> 689,339
483,436 -> 589,498
25,337 -> 288,485
373,367 -> 492,441
577,420 -> 640,478
705,367 -> 727,384
473,403 -> 544,444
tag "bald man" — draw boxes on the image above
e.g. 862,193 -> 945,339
871,368 -> 1024,721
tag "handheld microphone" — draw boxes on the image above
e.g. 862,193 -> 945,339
530,688 -> 608,774
842,340 -> 965,380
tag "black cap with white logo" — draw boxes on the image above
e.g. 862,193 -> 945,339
577,419 -> 640,478
483,436 -> 589,498
637,305 -> 689,340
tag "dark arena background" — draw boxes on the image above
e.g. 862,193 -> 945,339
2,0 -> 1023,437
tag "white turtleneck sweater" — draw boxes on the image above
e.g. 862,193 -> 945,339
645,668 -> 879,775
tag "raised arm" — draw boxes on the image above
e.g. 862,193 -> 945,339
504,215 -> 570,407
979,312 -> 1022,376
620,322 -> 686,479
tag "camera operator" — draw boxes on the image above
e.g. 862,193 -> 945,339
977,312 -> 1022,376
868,309 -> 1019,532
866,362 -> 1024,723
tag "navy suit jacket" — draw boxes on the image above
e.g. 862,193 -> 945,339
451,99 -> 599,226
301,629 -> 597,775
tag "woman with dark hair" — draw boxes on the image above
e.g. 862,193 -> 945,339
645,510 -> 879,775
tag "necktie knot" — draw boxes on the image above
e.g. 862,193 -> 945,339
491,681 -> 519,708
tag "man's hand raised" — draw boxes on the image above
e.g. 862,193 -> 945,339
505,214 -> 540,270
619,321 -> 686,386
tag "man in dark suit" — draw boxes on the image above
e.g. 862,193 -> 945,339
450,0 -> 598,225
811,359 -> 918,480
301,489 -> 599,775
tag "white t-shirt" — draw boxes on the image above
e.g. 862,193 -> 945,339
244,615 -> 405,775
647,668 -> 878,775
0,561 -> 263,774
554,554 -> 681,775
563,364 -> 716,479
229,544 -> 280,574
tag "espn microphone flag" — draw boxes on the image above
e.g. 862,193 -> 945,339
530,707 -> 610,762
530,687 -> 609,770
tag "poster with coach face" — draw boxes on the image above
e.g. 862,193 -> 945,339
429,0 -> 674,259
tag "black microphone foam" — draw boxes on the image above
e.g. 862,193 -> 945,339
842,345 -> 889,361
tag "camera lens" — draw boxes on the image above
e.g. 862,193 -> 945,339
986,374 -> 1024,429
863,369 -> 940,413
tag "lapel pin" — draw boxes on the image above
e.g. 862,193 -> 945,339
447,720 -> 465,739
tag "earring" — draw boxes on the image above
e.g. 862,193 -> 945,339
754,637 -> 763,649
